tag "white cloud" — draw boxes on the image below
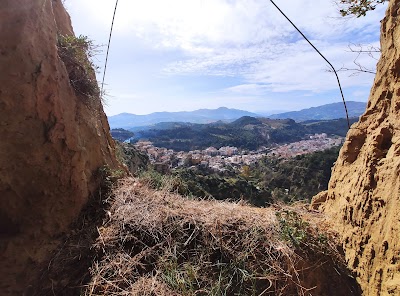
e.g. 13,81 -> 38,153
143,0 -> 384,93
245,41 -> 378,92
225,84 -> 269,95
66,0 -> 387,114
164,39 -> 378,94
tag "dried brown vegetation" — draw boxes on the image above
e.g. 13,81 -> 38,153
32,177 -> 360,295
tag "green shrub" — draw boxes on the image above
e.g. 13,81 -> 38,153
98,165 -> 125,192
276,210 -> 309,247
276,209 -> 328,251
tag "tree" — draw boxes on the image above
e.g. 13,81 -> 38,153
334,1 -> 386,76
338,0 -> 387,17
241,165 -> 251,180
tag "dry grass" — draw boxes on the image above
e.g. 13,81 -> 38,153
78,177 -> 359,296
57,34 -> 101,102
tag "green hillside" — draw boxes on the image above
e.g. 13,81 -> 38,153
128,117 -> 357,151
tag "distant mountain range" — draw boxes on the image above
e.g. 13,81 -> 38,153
108,107 -> 258,129
108,101 -> 366,129
113,116 -> 358,151
268,101 -> 366,121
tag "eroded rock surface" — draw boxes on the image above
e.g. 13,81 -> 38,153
312,0 -> 400,294
0,0 -> 119,294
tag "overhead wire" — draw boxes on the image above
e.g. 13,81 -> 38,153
269,0 -> 351,129
101,0 -> 119,96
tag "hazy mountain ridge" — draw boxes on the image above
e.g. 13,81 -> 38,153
268,101 -> 367,121
109,101 -> 367,129
108,107 -> 258,129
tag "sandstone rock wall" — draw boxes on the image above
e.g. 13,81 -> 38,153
313,0 -> 400,294
0,0 -> 120,294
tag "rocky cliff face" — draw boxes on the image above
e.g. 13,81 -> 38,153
312,0 -> 400,294
0,0 -> 120,294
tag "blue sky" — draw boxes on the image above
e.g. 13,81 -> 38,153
65,0 -> 387,115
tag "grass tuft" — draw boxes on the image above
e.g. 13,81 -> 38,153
57,34 -> 101,103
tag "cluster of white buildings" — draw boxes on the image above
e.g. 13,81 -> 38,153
267,134 -> 343,158
134,141 -> 264,172
133,133 -> 343,172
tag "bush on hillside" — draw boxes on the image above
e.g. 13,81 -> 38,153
57,34 -> 100,101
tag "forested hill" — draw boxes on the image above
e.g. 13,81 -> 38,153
122,116 -> 358,151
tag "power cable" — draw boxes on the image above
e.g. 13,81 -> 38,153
269,0 -> 350,129
101,0 -> 119,96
